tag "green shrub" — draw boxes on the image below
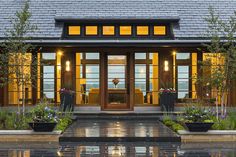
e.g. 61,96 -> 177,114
56,113 -> 73,132
172,123 -> 185,132
162,115 -> 185,132
212,112 -> 236,130
5,114 -> 16,129
0,110 -> 8,129
164,120 -> 175,127
7,113 -> 30,130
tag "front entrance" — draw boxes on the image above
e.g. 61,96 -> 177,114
103,52 -> 134,110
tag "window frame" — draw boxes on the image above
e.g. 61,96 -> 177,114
40,53 -> 57,103
102,25 -> 116,36
64,23 -> 171,39
85,25 -> 99,36
136,25 -> 150,36
119,25 -> 133,36
134,52 -> 158,105
153,25 -> 167,36
68,26 -> 81,36
175,53 -> 193,100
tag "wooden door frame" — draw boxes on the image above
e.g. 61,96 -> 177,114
100,50 -> 134,111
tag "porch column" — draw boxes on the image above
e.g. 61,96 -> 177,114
31,51 -> 38,105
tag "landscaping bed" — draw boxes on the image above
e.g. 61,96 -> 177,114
162,105 -> 236,142
0,100 -> 74,141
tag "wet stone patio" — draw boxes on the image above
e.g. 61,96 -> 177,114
0,119 -> 236,156
60,119 -> 181,143
0,141 -> 236,156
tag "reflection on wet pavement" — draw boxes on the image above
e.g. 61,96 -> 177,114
60,142 -> 179,157
0,120 -> 236,156
62,120 -> 177,138
0,142 -> 236,157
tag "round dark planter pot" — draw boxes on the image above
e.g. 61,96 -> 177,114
29,122 -> 57,132
185,122 -> 214,132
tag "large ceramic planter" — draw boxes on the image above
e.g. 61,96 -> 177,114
185,122 -> 214,132
29,122 -> 57,132
60,92 -> 75,112
159,93 -> 176,112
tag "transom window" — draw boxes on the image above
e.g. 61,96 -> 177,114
119,26 -> 132,35
154,26 -> 166,36
68,26 -> 81,35
102,26 -> 115,35
136,26 -> 149,35
85,26 -> 98,35
65,24 -> 170,38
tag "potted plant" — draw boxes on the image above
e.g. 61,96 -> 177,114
159,88 -> 176,112
29,100 -> 58,132
182,105 -> 214,132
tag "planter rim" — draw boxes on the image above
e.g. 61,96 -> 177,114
29,122 -> 57,124
185,122 -> 214,124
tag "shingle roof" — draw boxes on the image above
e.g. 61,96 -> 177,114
0,0 -> 236,40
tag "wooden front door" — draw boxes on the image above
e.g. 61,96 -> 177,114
103,52 -> 134,110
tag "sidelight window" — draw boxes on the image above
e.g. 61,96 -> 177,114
177,66 -> 189,98
76,52 -> 100,105
134,52 -> 159,105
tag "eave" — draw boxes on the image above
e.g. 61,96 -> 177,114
0,39 -> 211,48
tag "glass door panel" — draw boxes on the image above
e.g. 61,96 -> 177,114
106,55 -> 128,108
43,66 -> 55,100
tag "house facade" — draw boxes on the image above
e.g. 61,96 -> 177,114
0,0 -> 236,110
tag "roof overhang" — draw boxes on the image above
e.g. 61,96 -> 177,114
0,39 -> 210,47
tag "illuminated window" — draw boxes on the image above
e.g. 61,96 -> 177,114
102,26 -> 115,35
154,26 -> 166,36
68,26 -> 80,35
176,53 -> 190,60
136,26 -> 149,35
85,26 -> 98,35
119,26 -> 132,35
134,52 -> 159,105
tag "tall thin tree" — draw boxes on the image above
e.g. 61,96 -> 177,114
0,0 -> 37,114
198,7 -> 236,119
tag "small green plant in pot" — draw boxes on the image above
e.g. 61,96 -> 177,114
181,105 -> 214,132
29,100 -> 58,132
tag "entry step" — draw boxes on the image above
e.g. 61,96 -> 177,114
73,112 -> 182,120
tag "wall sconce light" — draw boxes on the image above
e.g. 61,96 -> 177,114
164,60 -> 169,71
172,51 -> 176,56
65,60 -> 70,72
57,50 -> 63,56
